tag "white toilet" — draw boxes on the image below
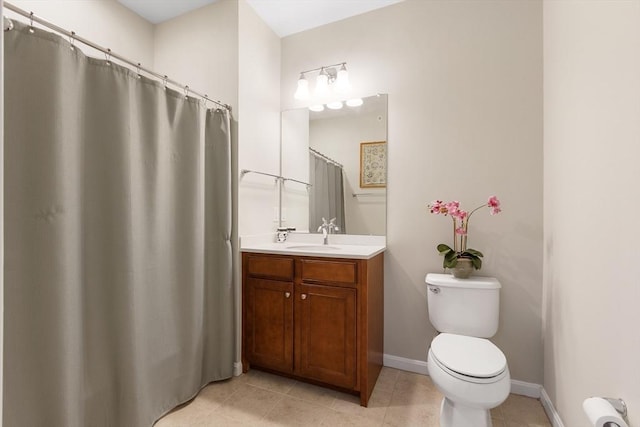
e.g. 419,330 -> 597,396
426,273 -> 510,427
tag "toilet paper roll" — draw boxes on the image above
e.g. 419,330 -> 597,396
583,397 -> 629,427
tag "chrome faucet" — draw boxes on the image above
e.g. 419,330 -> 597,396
317,217 -> 339,245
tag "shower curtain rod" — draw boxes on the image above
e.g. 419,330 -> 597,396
3,1 -> 231,111
240,169 -> 311,187
309,147 -> 343,168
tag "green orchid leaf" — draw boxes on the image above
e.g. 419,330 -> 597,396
465,248 -> 484,258
471,257 -> 482,270
437,244 -> 453,254
443,251 -> 458,268
444,251 -> 457,262
444,257 -> 458,268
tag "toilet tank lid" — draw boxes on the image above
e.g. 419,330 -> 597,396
425,273 -> 501,289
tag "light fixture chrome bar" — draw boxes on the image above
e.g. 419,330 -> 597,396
309,148 -> 343,168
300,62 -> 346,75
3,1 -> 231,111
352,192 -> 386,197
240,169 -> 311,187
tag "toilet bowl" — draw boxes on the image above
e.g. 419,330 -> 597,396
427,333 -> 510,427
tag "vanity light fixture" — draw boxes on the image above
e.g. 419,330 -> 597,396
309,104 -> 325,112
335,63 -> 350,93
326,101 -> 343,110
294,62 -> 350,101
294,73 -> 309,100
315,68 -> 330,97
346,98 -> 363,107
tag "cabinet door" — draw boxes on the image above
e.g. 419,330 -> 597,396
296,283 -> 357,389
245,278 -> 294,373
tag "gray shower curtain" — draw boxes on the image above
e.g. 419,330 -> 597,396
309,153 -> 346,233
4,21 -> 234,426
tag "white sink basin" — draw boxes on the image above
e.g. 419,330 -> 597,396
240,234 -> 385,259
285,245 -> 341,251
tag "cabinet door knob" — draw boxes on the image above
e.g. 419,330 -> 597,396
284,292 -> 291,298
301,294 -> 307,300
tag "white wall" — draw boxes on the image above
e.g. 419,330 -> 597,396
7,0 -> 154,65
153,0 -> 239,112
543,1 -> 640,425
281,108 -> 310,231
238,0 -> 281,236
282,0 -> 544,384
309,111 -> 386,235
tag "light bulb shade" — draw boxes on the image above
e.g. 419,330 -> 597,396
294,74 -> 309,100
315,69 -> 330,97
335,64 -> 350,93
309,104 -> 325,112
327,101 -> 343,110
346,98 -> 363,107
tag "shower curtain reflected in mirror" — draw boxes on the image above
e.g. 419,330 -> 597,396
309,153 -> 346,233
4,21 -> 234,427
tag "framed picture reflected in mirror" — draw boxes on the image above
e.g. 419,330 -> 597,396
360,141 -> 387,188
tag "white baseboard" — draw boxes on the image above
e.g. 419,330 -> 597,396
383,353 -> 429,375
383,353 -> 542,399
540,387 -> 565,427
510,379 -> 541,398
233,361 -> 243,377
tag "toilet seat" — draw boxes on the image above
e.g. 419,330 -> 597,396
430,333 -> 507,384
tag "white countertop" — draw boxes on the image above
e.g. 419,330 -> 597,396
240,233 -> 386,259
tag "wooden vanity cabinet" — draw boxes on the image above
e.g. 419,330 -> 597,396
242,251 -> 384,407
296,282 -> 357,389
245,278 -> 294,373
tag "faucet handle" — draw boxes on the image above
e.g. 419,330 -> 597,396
329,218 -> 336,225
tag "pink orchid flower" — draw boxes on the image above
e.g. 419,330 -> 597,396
487,196 -> 501,215
445,201 -> 460,216
453,210 -> 468,221
428,200 -> 448,215
428,196 -> 502,256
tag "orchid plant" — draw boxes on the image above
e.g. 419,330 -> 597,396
427,196 -> 502,270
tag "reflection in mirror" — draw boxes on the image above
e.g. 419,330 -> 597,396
281,94 -> 387,236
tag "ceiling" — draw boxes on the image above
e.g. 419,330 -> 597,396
117,0 -> 404,37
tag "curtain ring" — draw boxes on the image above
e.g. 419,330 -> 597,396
136,63 -> 142,79
105,48 -> 112,66
184,85 -> 189,100
3,17 -> 15,32
202,95 -> 210,107
28,12 -> 35,34
69,31 -> 76,51
162,75 -> 168,90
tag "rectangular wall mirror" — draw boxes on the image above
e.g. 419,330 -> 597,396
281,94 -> 387,236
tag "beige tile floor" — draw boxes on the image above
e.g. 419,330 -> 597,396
155,367 -> 552,427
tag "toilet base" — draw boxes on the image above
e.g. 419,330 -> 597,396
440,397 -> 493,427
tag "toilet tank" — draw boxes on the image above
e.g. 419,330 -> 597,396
425,273 -> 501,338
